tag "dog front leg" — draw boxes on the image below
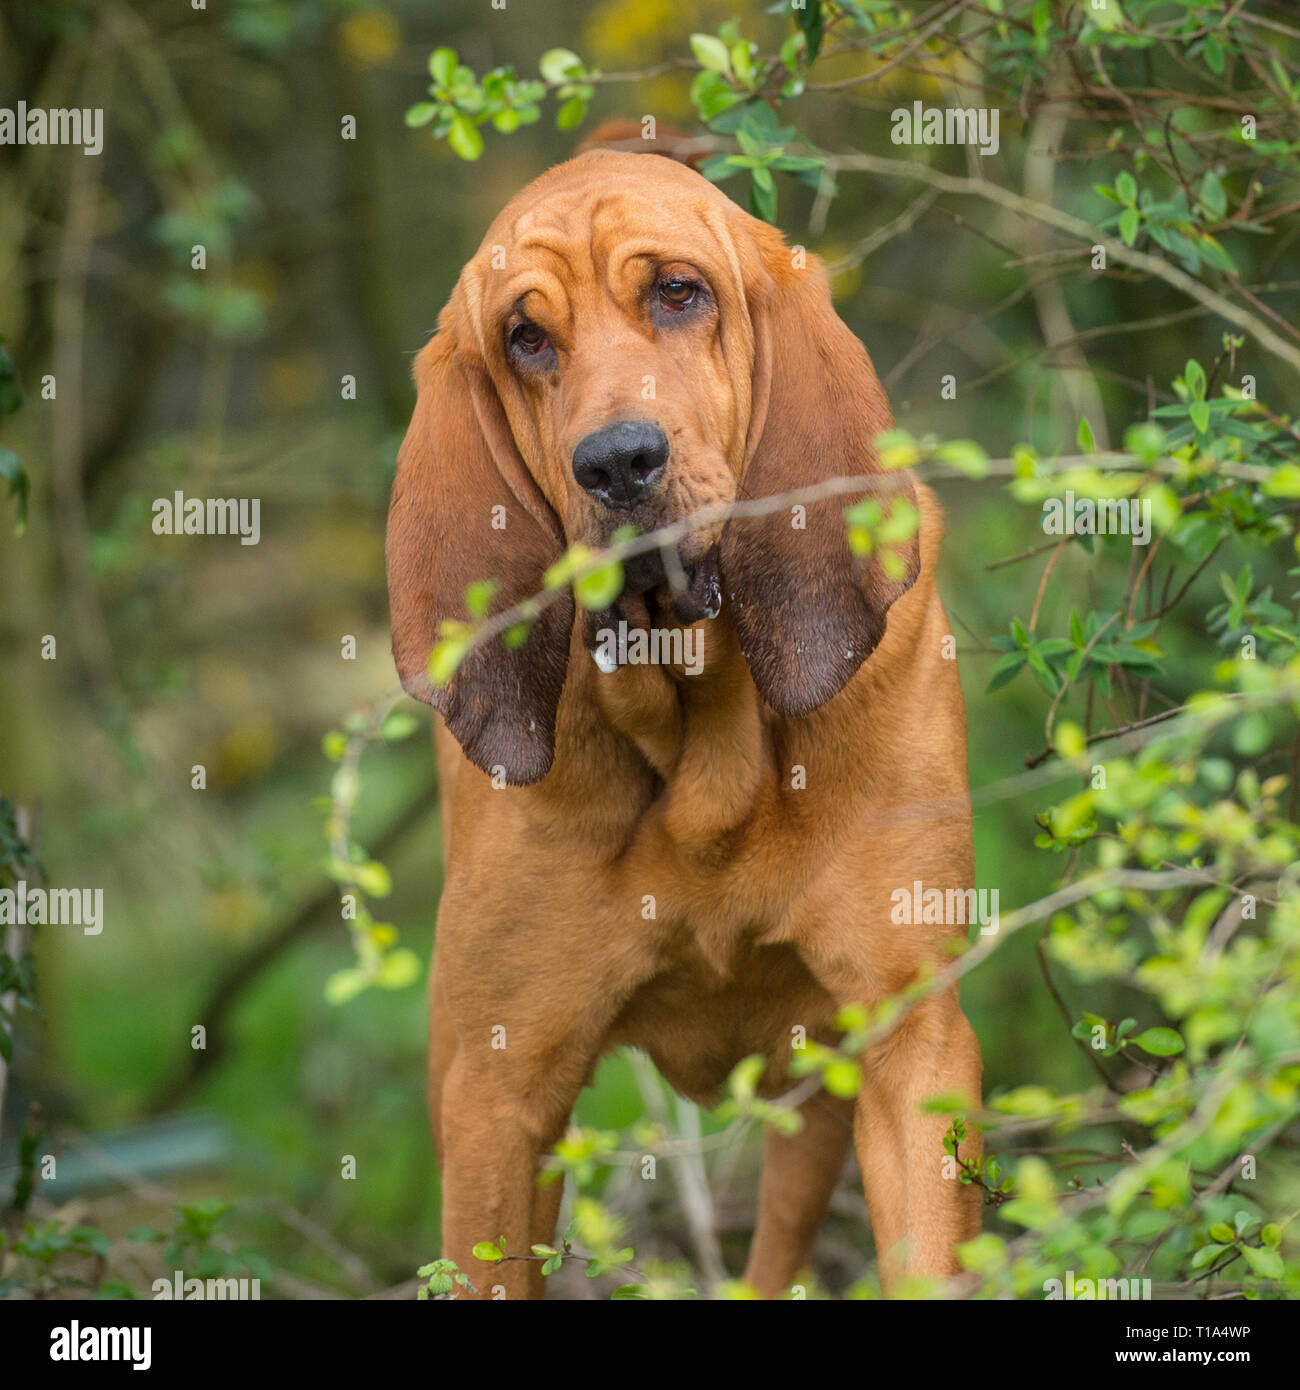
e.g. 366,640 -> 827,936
438,1052 -> 571,1301
854,992 -> 982,1294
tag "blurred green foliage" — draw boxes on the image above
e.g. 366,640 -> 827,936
2,0 -> 1300,1300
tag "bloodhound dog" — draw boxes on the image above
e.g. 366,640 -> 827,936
387,141 -> 983,1299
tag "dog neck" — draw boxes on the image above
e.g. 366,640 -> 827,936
565,609 -> 774,853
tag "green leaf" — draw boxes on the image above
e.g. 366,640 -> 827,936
1119,206 -> 1140,246
1115,170 -> 1137,206
1200,170 -> 1226,218
1263,463 -> 1300,498
1132,1027 -> 1184,1056
1088,0 -> 1126,31
324,967 -> 368,1006
1185,358 -> 1207,399
748,171 -> 776,223
503,619 -> 532,649
574,558 -> 624,610
405,103 -> 439,129
429,47 -> 457,86
465,578 -> 499,620
430,631 -> 472,685
539,48 -> 582,84
354,860 -> 392,897
932,439 -> 990,478
1197,234 -> 1235,273
448,114 -> 483,162
1054,720 -> 1085,759
1241,1244 -> 1284,1279
873,428 -> 920,470
697,153 -> 737,184
986,653 -> 1026,692
1232,710 -> 1272,757
690,70 -> 744,122
376,947 -> 420,990
1124,421 -> 1165,460
690,34 -> 731,74
379,711 -> 418,742
822,1058 -> 861,1098
472,1241 -> 503,1262
794,0 -> 825,59
556,97 -> 587,132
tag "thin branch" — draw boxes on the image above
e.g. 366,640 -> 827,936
828,150 -> 1300,377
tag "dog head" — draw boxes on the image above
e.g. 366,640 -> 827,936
387,151 -> 919,783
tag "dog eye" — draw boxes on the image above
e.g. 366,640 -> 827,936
510,322 -> 549,353
657,278 -> 698,310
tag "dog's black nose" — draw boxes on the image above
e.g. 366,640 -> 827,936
572,421 -> 668,510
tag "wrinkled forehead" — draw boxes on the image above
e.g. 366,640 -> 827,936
462,154 -> 748,330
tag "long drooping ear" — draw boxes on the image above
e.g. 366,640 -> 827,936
721,245 -> 921,716
386,305 -> 573,784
